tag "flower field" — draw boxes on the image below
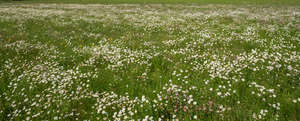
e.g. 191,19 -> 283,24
0,3 -> 300,121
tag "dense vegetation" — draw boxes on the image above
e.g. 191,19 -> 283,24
0,1 -> 300,121
2,0 -> 300,5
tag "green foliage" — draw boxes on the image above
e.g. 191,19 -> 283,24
2,0 -> 300,5
0,3 -> 300,121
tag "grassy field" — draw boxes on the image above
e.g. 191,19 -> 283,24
0,1 -> 300,121
2,0 -> 300,5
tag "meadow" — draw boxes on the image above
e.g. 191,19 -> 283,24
0,1 -> 300,121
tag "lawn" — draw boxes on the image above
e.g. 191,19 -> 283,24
0,1 -> 300,121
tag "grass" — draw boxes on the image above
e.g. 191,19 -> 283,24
0,1 -> 300,121
2,0 -> 300,5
